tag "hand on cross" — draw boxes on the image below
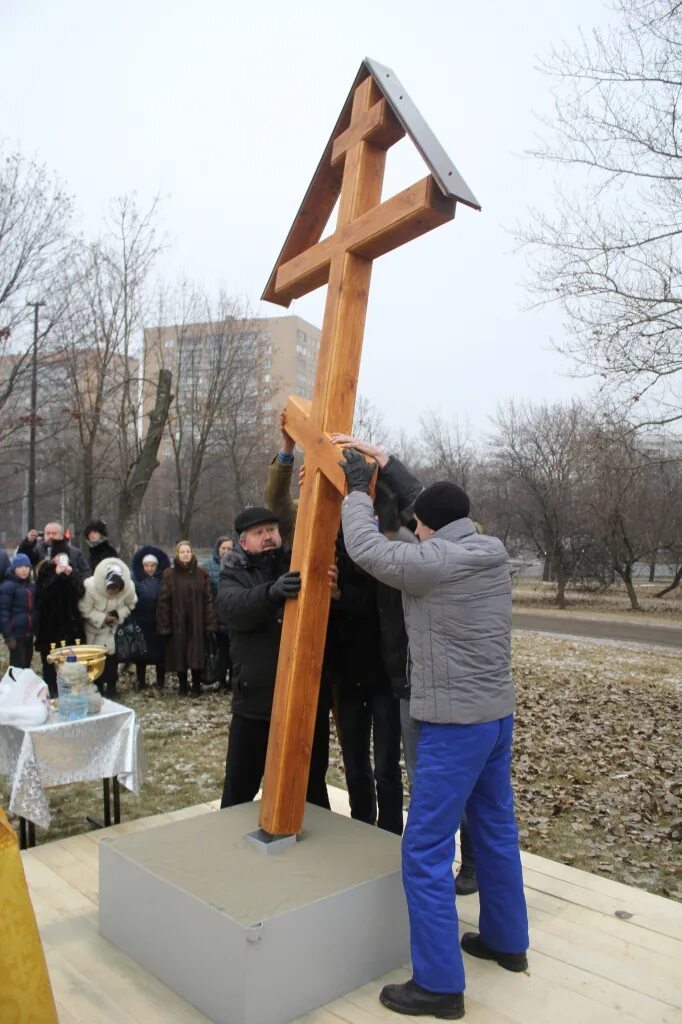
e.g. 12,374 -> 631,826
279,409 -> 295,456
338,448 -> 378,494
331,433 -> 389,469
328,564 -> 341,600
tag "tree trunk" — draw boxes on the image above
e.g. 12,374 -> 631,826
542,554 -> 552,582
649,560 -> 656,583
117,369 -> 173,562
82,444 -> 95,523
616,566 -> 641,611
556,574 -> 567,609
654,565 -> 682,598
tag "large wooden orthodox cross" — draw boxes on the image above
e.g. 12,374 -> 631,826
259,59 -> 480,836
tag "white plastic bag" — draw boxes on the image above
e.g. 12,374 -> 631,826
0,667 -> 49,727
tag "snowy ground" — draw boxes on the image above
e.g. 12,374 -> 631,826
4,631 -> 680,899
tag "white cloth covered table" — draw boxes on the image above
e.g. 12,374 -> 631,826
0,699 -> 145,829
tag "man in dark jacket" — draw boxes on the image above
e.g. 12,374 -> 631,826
338,445 -> 528,1020
34,536 -> 86,697
83,519 -> 119,572
267,413 -> 402,834
18,522 -> 91,578
217,506 -> 330,810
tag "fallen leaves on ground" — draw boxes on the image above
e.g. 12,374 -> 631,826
3,632 -> 680,900
512,632 -> 681,899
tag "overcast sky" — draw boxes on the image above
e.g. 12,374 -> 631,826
3,0 -> 610,438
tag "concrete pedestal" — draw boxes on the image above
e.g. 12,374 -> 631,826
99,802 -> 409,1024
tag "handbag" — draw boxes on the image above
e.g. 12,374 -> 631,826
203,633 -> 220,685
114,621 -> 147,662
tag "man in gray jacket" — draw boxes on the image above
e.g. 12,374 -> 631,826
337,444 -> 528,1021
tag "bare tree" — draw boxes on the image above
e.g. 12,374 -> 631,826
521,0 -> 682,428
587,426 -> 664,610
149,285 -> 263,537
352,394 -> 389,447
419,410 -> 478,491
490,400 -> 597,607
117,368 -> 173,560
46,194 -> 165,534
0,145 -> 75,452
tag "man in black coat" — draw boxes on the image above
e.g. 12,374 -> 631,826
34,536 -> 86,697
217,506 -> 330,810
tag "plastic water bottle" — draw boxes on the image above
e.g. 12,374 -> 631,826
57,655 -> 89,721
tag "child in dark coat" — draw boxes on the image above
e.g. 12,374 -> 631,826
131,545 -> 171,689
0,553 -> 37,668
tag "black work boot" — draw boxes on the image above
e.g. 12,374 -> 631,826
461,932 -> 528,972
379,979 -> 464,1019
455,863 -> 478,895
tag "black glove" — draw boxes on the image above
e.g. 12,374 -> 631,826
338,448 -> 377,494
269,570 -> 302,602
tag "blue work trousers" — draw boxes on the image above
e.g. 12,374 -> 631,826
403,715 -> 528,993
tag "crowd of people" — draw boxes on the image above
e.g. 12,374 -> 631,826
1,521 -> 229,700
0,411 -> 529,1019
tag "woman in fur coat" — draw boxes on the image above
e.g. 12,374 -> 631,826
156,541 -> 217,696
79,558 -> 137,698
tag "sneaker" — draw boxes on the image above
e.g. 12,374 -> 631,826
379,979 -> 464,1019
455,863 -> 478,895
461,931 -> 528,972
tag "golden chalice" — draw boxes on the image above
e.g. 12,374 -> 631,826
46,639 -> 107,683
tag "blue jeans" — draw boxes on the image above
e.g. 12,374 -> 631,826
400,700 -> 475,870
403,715 -> 528,993
335,683 -> 403,835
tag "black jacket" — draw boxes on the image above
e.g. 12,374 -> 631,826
87,537 -> 119,571
375,527 -> 418,699
18,537 -> 91,578
333,532 -> 390,691
34,539 -> 86,651
217,544 -> 290,720
374,458 -> 423,699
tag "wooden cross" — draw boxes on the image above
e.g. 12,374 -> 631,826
259,59 -> 479,836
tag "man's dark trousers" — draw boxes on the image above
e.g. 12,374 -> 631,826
220,702 -> 331,810
335,681 -> 403,835
403,715 -> 528,993
9,637 -> 34,669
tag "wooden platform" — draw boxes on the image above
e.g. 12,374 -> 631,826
21,787 -> 682,1024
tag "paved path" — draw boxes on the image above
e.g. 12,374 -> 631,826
512,608 -> 682,649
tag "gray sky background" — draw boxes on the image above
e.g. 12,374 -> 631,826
3,0 -> 610,439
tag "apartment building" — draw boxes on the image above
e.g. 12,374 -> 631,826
142,314 -> 320,456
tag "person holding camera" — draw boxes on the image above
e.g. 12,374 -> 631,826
18,522 -> 90,578
34,541 -> 87,698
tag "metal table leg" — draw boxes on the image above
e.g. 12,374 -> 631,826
18,818 -> 36,850
103,777 -> 111,826
113,777 -> 121,824
86,777 -> 119,831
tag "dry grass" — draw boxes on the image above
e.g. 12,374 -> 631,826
2,634 -> 680,900
512,579 -> 682,621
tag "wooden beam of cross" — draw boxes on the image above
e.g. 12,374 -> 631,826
259,58 -> 480,836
